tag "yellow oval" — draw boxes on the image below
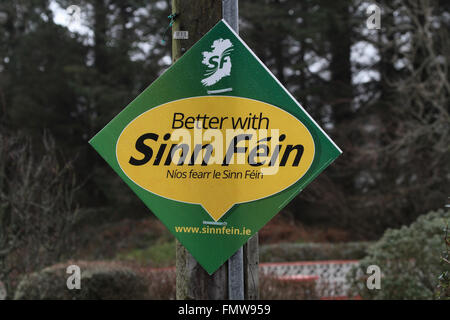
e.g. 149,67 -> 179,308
116,96 -> 314,221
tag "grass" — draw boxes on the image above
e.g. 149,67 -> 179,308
116,241 -> 176,267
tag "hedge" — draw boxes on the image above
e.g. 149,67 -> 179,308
260,241 -> 371,262
348,209 -> 450,299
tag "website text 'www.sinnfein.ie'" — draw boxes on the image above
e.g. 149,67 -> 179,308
174,225 -> 252,236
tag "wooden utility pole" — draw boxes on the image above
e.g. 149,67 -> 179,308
172,0 -> 259,300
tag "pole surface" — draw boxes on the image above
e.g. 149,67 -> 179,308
222,0 -> 244,301
173,0 -> 258,300
222,0 -> 239,32
172,0 -> 226,300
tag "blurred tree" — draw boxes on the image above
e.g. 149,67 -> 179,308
0,1 -> 172,223
0,0 -> 85,138
0,0 -> 448,242
51,0 -> 172,220
0,130 -> 79,299
347,0 -> 450,236
241,0 -> 356,228
242,0 -> 449,238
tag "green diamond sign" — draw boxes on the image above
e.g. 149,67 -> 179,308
89,20 -> 341,274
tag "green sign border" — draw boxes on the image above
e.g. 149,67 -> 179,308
89,20 -> 342,274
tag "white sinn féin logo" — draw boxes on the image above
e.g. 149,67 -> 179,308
201,38 -> 233,87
